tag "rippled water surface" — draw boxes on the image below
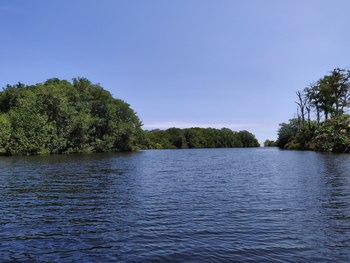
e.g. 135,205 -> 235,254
1,148 -> 350,262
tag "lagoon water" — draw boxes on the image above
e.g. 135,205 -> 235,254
1,148 -> 350,262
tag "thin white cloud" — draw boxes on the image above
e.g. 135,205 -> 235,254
143,121 -> 260,130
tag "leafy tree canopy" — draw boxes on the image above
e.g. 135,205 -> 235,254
277,68 -> 350,152
140,127 -> 260,149
0,78 -> 142,155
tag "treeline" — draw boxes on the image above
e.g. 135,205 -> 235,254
277,68 -> 350,152
0,78 -> 142,155
141,128 -> 260,149
263,139 -> 277,147
0,78 -> 260,156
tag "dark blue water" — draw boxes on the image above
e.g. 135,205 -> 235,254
1,148 -> 350,262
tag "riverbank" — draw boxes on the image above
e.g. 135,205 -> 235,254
276,68 -> 350,153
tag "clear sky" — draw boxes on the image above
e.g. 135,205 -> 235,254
1,0 -> 350,143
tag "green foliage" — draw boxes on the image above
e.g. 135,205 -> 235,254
278,67 -> 350,153
311,116 -> 350,152
0,78 -> 142,155
263,139 -> 277,147
276,119 -> 299,149
236,130 -> 260,147
141,127 -> 259,149
304,68 -> 350,121
0,113 -> 11,154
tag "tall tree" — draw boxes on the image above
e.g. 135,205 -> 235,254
295,90 -> 306,127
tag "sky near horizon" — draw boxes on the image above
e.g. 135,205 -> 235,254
1,0 -> 350,143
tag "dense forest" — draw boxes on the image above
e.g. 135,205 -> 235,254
0,78 -> 143,155
276,68 -> 350,153
263,139 -> 277,147
142,128 -> 260,149
0,78 -> 259,156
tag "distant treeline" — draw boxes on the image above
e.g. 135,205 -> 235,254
276,68 -> 350,153
141,128 -> 260,149
263,139 -> 277,147
0,78 -> 260,156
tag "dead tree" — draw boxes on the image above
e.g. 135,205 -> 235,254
295,90 -> 306,127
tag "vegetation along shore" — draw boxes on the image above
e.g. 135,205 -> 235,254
0,78 -> 259,156
276,68 -> 350,153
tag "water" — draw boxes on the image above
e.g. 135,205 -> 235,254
1,148 -> 350,262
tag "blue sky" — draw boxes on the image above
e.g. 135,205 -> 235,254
1,0 -> 350,143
